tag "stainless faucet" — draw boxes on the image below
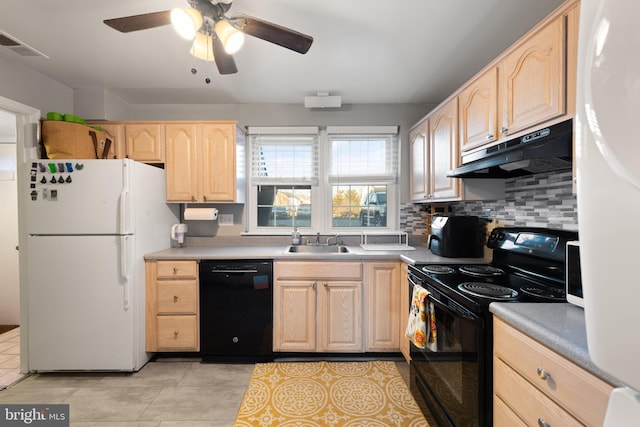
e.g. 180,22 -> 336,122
326,234 -> 342,246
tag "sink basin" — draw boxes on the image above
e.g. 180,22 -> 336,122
286,245 -> 350,254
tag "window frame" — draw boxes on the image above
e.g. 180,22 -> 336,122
245,126 -> 399,235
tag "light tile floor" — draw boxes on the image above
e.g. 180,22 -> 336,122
0,327 -> 411,426
0,327 -> 22,389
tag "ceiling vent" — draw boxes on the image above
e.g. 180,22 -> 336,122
0,31 -> 49,58
304,92 -> 342,109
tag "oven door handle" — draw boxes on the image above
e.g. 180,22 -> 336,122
409,275 -> 478,321
426,293 -> 478,321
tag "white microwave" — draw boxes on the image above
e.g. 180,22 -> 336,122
566,241 -> 583,307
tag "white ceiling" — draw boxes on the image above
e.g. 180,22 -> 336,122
0,0 -> 566,106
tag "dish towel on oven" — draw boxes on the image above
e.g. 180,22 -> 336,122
405,284 -> 438,351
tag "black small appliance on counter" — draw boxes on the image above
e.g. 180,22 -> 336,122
428,215 -> 485,258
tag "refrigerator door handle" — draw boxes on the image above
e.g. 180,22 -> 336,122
120,235 -> 130,310
119,162 -> 131,235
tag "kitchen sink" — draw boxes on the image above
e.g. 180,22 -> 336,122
286,245 -> 350,254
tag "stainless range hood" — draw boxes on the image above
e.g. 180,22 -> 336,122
448,119 -> 573,178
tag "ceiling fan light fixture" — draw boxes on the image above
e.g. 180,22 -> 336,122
215,20 -> 245,54
190,32 -> 215,61
170,8 -> 203,40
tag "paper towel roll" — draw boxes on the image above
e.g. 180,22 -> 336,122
184,208 -> 218,221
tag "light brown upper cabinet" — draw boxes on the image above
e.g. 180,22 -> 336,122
498,14 -> 565,138
124,123 -> 165,163
458,68 -> 498,153
165,122 -> 240,203
409,118 -> 428,202
428,98 -> 460,200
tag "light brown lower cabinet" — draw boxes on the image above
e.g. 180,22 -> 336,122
146,260 -> 199,352
493,317 -> 614,427
399,262 -> 411,362
365,261 -> 401,352
273,261 -> 363,352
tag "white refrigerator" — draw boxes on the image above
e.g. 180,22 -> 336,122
22,159 -> 178,371
576,0 -> 640,425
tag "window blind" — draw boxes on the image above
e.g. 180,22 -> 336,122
327,126 -> 399,184
248,127 -> 319,186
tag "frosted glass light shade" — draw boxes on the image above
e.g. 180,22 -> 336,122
215,20 -> 245,54
190,32 -> 214,61
170,8 -> 203,40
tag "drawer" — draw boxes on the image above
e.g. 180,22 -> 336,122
275,261 -> 362,280
494,395 -> 527,427
157,315 -> 198,350
156,260 -> 197,279
494,357 -> 582,426
157,280 -> 197,314
494,318 -> 613,426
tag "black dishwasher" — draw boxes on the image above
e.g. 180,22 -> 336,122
199,260 -> 273,362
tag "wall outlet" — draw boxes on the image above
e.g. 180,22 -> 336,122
219,214 -> 234,226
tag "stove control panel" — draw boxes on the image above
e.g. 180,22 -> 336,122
488,227 -> 578,261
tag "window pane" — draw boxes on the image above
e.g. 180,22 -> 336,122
330,137 -> 390,177
331,185 -> 387,227
257,185 -> 312,227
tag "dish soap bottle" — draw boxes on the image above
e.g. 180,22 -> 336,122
292,226 -> 301,245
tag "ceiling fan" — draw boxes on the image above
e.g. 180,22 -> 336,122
104,0 -> 314,75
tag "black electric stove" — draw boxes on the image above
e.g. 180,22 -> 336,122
407,227 -> 578,427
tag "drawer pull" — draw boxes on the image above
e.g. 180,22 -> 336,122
173,295 -> 179,303
537,417 -> 550,427
537,367 -> 549,380
173,330 -> 179,338
173,267 -> 178,274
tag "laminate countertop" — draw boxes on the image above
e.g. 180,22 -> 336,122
490,302 -> 623,387
145,244 -> 490,265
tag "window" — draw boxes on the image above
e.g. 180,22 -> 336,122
247,126 -> 398,234
327,127 -> 398,229
249,127 -> 318,230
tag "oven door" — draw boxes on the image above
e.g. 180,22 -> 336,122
409,275 -> 487,427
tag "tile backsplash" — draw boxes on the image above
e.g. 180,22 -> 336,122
401,170 -> 578,237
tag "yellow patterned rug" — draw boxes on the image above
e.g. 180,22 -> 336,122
234,360 -> 429,427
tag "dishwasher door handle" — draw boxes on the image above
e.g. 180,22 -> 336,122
209,269 -> 259,274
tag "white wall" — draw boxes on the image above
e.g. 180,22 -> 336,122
0,52 -> 73,116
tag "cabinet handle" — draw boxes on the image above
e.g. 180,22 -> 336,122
312,282 -> 317,291
537,367 -> 548,380
538,418 -> 550,427
173,330 -> 179,338
324,282 -> 328,289
173,267 -> 178,275
501,126 -> 509,135
173,295 -> 179,303
203,195 -> 208,201
486,134 -> 494,140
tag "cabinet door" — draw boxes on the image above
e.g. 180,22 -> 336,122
499,15 -> 565,137
409,119 -> 428,202
319,281 -> 362,352
366,262 -> 400,351
273,281 -> 316,352
399,263 -> 410,361
200,123 -> 236,202
429,98 -> 460,200
165,123 -> 198,202
458,68 -> 498,152
125,123 -> 164,162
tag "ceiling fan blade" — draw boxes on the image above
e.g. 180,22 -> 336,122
229,14 -> 313,54
211,35 -> 238,74
104,11 -> 171,33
